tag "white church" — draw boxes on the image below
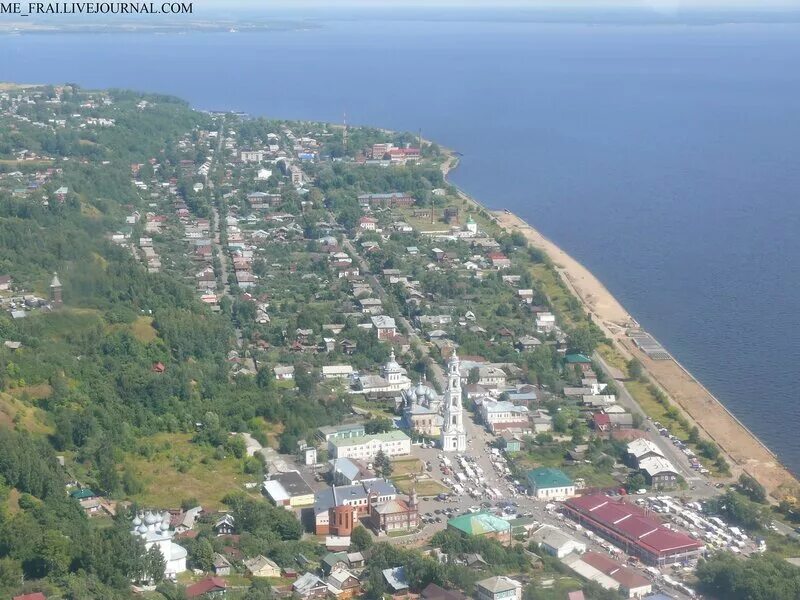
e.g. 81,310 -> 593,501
131,511 -> 188,579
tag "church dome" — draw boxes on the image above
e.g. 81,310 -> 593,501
132,515 -> 142,526
145,511 -> 159,525
138,524 -> 148,534
384,350 -> 401,373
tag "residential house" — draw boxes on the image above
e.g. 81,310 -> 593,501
526,468 -> 576,501
186,577 -> 227,599
243,555 -> 281,578
530,525 -> 587,558
535,312 -> 556,333
322,365 -> 355,380
382,567 -> 409,596
474,576 -> 523,600
263,471 -> 315,508
421,583 -> 468,600
479,400 -> 529,433
273,365 -> 295,380
293,572 -> 329,599
371,315 -> 397,340
212,553 -> 232,576
499,433 -> 523,453
358,216 -> 378,231
328,457 -> 376,486
327,569 -> 361,599
213,514 -> 235,535
637,456 -> 679,489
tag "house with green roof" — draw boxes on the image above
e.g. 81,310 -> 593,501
564,354 -> 592,365
447,512 -> 512,545
69,488 -> 98,500
526,467 -> 576,501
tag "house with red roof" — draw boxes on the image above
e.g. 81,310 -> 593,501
186,576 -> 227,598
487,252 -> 511,269
358,216 -> 378,231
578,552 -> 653,597
592,412 -> 611,432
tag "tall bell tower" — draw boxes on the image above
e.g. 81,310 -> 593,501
440,351 -> 467,452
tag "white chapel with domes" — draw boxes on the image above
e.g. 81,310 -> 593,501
131,510 -> 187,578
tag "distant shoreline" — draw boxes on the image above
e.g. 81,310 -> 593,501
439,148 -> 800,500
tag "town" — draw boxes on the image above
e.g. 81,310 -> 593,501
0,85 -> 799,600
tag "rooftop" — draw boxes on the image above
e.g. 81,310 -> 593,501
328,430 -> 409,448
527,467 -> 573,489
448,511 -> 511,536
564,494 -> 703,556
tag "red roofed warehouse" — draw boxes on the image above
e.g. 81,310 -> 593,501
562,494 -> 704,566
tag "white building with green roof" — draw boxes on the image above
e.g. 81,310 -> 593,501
327,430 -> 411,461
526,467 -> 576,501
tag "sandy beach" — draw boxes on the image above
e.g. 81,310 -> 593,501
442,157 -> 799,500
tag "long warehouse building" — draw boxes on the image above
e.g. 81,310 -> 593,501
562,494 -> 704,566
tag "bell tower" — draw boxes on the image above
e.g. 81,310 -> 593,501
440,351 -> 466,452
50,272 -> 63,308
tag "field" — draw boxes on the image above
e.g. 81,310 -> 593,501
129,315 -> 159,343
390,457 -> 424,476
392,474 -> 449,496
0,391 -> 53,434
597,342 -> 629,376
126,433 -> 260,510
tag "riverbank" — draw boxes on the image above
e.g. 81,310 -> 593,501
441,155 -> 800,501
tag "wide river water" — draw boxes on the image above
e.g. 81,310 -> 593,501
2,10 -> 799,474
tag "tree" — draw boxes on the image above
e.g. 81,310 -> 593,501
40,529 -> 72,577
738,473 -> 767,503
0,558 -> 23,595
365,418 -> 393,435
688,425 -> 700,444
467,367 -> 480,385
145,545 -> 165,584
626,473 -> 646,493
351,525 -> 373,551
373,450 -> 393,478
189,538 -> 214,572
225,434 -> 247,459
626,358 -> 643,380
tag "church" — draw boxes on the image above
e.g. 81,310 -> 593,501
401,379 -> 443,437
353,350 -> 412,395
131,511 -> 187,579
